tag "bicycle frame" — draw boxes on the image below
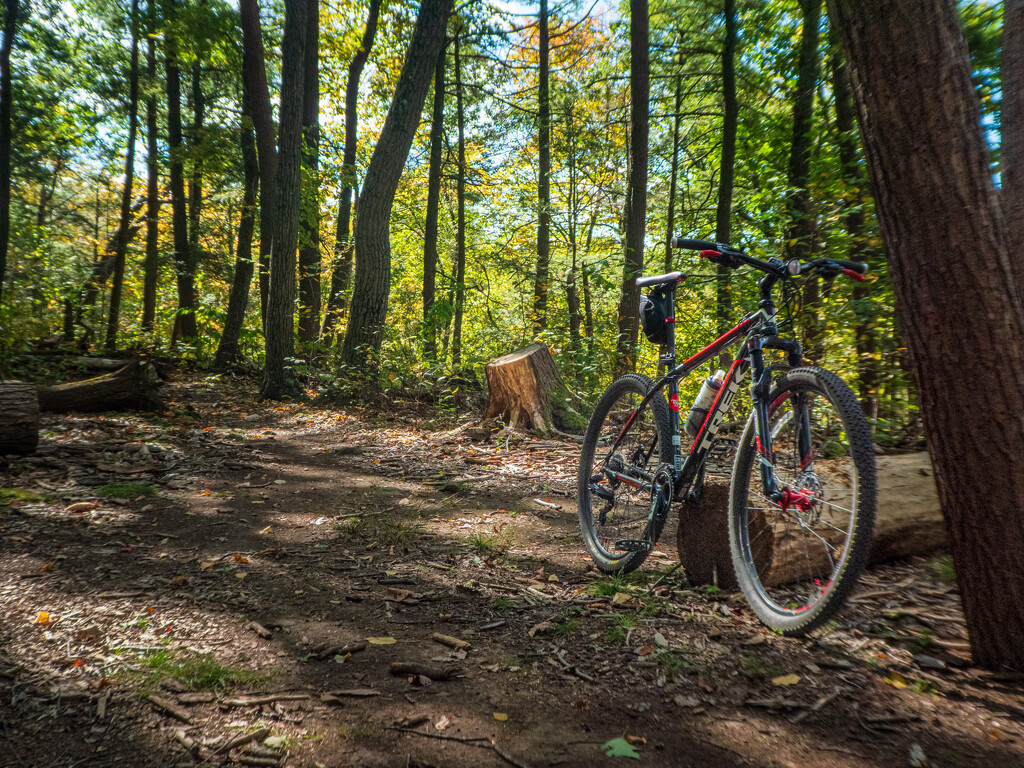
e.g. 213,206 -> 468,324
602,271 -> 805,506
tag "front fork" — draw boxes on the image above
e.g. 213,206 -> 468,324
749,335 -> 805,502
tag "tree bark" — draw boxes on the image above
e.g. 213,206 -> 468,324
321,0 -> 380,343
786,0 -> 822,360
297,0 -> 320,346
239,0 -> 277,325
142,3 -> 160,333
0,0 -> 18,309
339,0 -> 453,375
164,0 -> 196,339
214,92 -> 259,369
831,0 -> 1024,671
613,0 -> 649,378
715,0 -> 737,346
1003,0 -> 1024,285
261,0 -> 307,400
532,0 -> 551,334
421,44 -> 445,362
105,0 -> 141,353
0,382 -> 38,455
451,30 -> 466,370
484,344 -> 584,435
37,358 -> 161,412
187,59 -> 204,294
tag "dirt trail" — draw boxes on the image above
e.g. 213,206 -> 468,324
0,373 -> 1021,768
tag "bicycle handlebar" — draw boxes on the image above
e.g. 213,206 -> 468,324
671,236 -> 869,281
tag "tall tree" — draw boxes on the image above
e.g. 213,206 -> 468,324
786,0 -> 822,359
339,0 -> 453,374
451,29 -> 466,370
714,0 -> 737,341
613,0 -> 649,377
214,93 -> 259,368
141,0 -> 160,332
164,0 -> 197,339
321,0 -> 381,342
0,0 -> 19,308
830,0 -> 1024,671
1004,0 -> 1024,273
297,0 -> 319,346
421,45 -> 445,362
261,0 -> 307,399
187,58 -> 205,293
532,0 -> 550,333
104,0 -> 142,352
239,0 -> 277,323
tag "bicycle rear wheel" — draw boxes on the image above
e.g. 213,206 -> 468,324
578,374 -> 673,574
729,367 -> 876,634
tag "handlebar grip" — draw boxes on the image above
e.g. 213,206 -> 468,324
833,259 -> 868,274
672,237 -> 720,251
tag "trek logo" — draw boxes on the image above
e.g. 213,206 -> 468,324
696,368 -> 745,452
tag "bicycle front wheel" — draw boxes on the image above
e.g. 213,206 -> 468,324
729,367 -> 876,635
578,374 -> 672,574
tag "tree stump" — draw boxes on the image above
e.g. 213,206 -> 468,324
676,453 -> 947,587
37,358 -> 162,413
0,382 -> 40,455
484,344 -> 585,436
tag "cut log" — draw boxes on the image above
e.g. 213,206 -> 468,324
484,344 -> 585,436
37,358 -> 162,413
677,453 -> 946,587
0,382 -> 40,455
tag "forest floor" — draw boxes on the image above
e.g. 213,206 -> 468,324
1,371 -> 1022,768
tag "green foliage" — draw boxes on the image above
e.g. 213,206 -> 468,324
97,482 -> 155,499
126,647 -> 269,691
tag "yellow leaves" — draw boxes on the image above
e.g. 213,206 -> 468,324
771,673 -> 801,686
201,561 -> 216,570
235,572 -> 248,579
612,591 -> 632,605
493,712 -> 508,721
257,526 -> 272,535
366,636 -> 397,645
34,611 -> 53,625
885,671 -> 908,689
232,553 -> 250,563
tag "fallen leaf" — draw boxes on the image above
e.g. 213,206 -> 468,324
600,737 -> 640,759
264,735 -> 286,749
41,562 -> 54,572
386,587 -> 413,602
232,553 -> 250,563
637,645 -> 656,657
528,620 -> 553,637
434,715 -> 452,731
273,479 -> 286,485
235,572 -> 248,579
885,671 -> 908,690
612,592 -> 632,604
624,734 -> 646,746
65,502 -> 98,514
34,611 -> 52,625
772,674 -> 801,686
200,562 -> 216,570
366,636 -> 397,645
548,574 -> 559,582
172,575 -> 189,586
257,526 -> 272,534
493,712 -> 508,721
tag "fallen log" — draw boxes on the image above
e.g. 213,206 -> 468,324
677,453 -> 946,587
484,344 -> 585,436
0,382 -> 40,455
37,358 -> 162,413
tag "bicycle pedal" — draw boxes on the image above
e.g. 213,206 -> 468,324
614,539 -> 652,553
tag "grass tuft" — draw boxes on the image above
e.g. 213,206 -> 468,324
97,482 -> 155,499
126,648 -> 269,691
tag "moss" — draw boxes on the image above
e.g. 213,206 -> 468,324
97,482 -> 155,499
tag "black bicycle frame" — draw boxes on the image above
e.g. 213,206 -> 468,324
603,272 -> 804,504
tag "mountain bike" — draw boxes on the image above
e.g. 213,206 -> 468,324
577,238 -> 877,635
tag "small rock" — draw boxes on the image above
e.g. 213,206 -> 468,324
674,695 -> 700,708
653,632 -> 669,649
909,743 -> 927,767
912,654 -> 946,671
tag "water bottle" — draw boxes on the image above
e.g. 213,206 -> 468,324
683,370 -> 725,437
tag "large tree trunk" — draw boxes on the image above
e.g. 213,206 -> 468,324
339,0 -> 453,375
484,344 -> 584,436
164,1 -> 196,339
187,60 -> 204,295
37,359 -> 162,413
421,45 -> 445,363
0,382 -> 38,455
142,5 -> 160,333
214,91 -> 259,369
532,0 -> 550,334
104,0 -> 141,353
321,0 -> 380,343
613,0 -> 649,378
239,0 -> 277,324
715,0 -> 737,347
0,0 -> 18,308
297,0 -> 320,347
786,0 -> 822,361
261,0 -> 307,400
831,0 -> 1024,671
1004,0 -> 1024,275
451,30 -> 466,370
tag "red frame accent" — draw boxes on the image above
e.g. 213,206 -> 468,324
681,317 -> 754,368
689,356 -> 742,454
